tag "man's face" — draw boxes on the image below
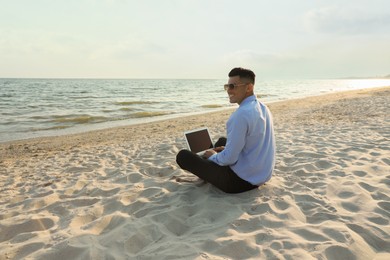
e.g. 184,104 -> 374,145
226,76 -> 250,104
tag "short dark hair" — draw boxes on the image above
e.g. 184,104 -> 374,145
228,67 -> 255,84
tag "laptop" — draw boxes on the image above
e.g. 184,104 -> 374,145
184,127 -> 213,156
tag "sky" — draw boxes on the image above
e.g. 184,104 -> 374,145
1,0 -> 390,79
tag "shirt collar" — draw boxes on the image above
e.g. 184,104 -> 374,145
239,95 -> 257,106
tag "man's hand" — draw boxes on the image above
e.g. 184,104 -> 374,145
214,146 -> 225,153
202,149 -> 216,159
202,146 -> 225,159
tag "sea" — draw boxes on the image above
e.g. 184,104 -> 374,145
1,78 -> 389,143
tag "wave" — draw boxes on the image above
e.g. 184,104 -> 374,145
115,101 -> 157,105
0,94 -> 14,98
201,104 -> 224,108
28,111 -> 171,130
129,111 -> 171,118
70,96 -> 100,99
30,116 -> 48,120
257,93 -> 277,98
119,107 -> 136,111
32,125 -> 72,131
51,115 -> 108,124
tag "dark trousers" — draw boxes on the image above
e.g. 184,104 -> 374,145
176,138 -> 258,194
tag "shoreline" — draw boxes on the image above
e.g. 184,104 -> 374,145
2,80 -> 390,144
1,86 -> 389,259
1,86 -> 388,160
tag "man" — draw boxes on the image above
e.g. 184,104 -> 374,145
176,67 -> 275,193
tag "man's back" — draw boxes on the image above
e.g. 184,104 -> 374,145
209,95 -> 276,185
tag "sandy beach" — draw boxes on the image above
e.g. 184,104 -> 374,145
0,87 -> 389,259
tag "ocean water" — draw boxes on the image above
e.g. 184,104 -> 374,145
1,78 -> 389,143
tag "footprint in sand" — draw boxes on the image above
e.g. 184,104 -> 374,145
124,225 -> 164,254
0,218 -> 55,243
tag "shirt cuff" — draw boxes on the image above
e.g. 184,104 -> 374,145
208,153 -> 218,163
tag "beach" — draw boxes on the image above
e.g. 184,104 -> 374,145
0,86 -> 389,259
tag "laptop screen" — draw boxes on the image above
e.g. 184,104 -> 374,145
184,128 -> 213,154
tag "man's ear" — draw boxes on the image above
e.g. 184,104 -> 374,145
247,83 -> 254,93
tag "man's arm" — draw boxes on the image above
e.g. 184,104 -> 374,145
208,114 -> 247,165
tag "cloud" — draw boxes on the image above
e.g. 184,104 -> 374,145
90,41 -> 150,60
304,6 -> 390,35
222,49 -> 304,71
223,50 -> 291,66
221,50 -> 308,79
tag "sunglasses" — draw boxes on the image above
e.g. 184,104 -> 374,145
223,83 -> 248,91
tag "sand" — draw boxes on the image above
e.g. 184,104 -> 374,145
0,87 -> 389,260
